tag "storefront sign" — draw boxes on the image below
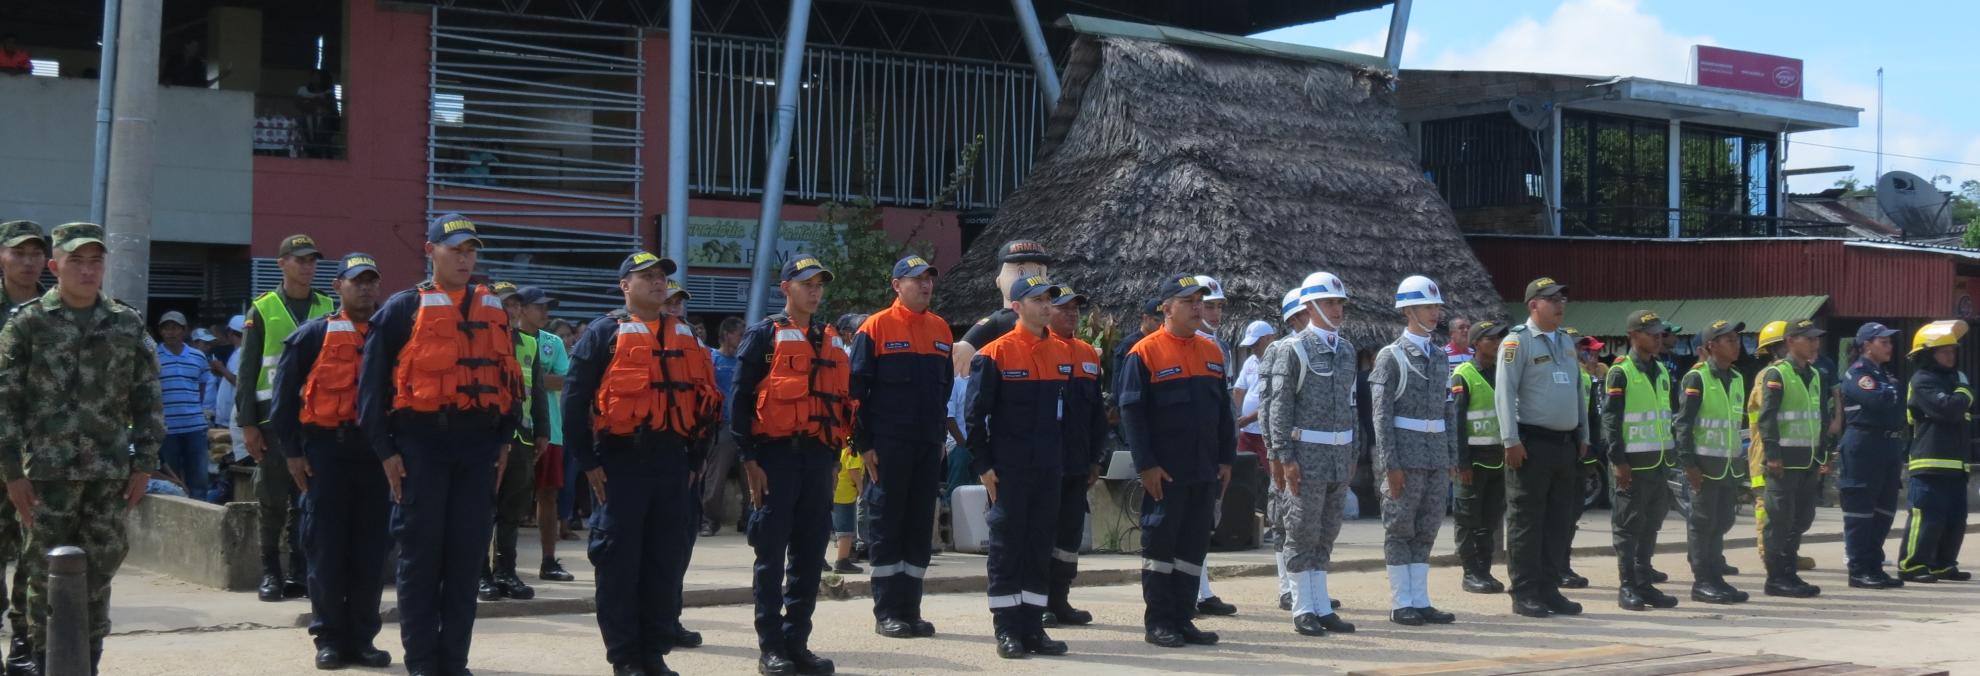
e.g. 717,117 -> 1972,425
678,216 -> 846,269
1692,46 -> 1803,98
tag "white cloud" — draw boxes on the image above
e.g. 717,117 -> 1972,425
1784,74 -> 1980,192
1422,0 -> 1713,79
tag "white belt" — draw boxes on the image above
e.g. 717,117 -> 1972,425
1294,428 -> 1354,445
1393,417 -> 1446,434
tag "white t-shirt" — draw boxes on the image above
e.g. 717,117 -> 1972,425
1234,355 -> 1264,435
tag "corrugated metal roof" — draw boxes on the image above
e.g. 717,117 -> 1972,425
1498,295 -> 1827,338
1065,14 -> 1392,71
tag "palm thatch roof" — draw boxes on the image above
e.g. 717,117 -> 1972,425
936,26 -> 1503,348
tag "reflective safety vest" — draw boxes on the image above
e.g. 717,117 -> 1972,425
514,330 -> 538,444
753,317 -> 851,446
1613,357 -> 1675,470
252,290 -> 335,405
593,313 -> 721,438
298,311 -> 366,427
1453,362 -> 1500,466
1689,363 -> 1747,480
1749,361 -> 1822,468
391,285 -> 520,414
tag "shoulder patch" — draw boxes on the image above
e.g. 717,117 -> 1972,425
975,316 -> 990,326
934,341 -> 951,353
1450,384 -> 1465,394
1606,387 -> 1624,396
1081,362 -> 1100,375
1058,364 -> 1073,375
1857,375 -> 1877,391
1002,369 -> 1029,379
1154,366 -> 1183,378
1766,380 -> 1783,390
1206,361 -> 1224,374
1684,387 -> 1701,396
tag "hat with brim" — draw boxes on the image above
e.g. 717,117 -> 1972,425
662,280 -> 691,300
619,251 -> 679,278
158,311 -> 187,327
1854,322 -> 1899,344
1625,310 -> 1669,336
191,328 -> 217,342
891,255 -> 936,280
1699,320 -> 1746,343
1007,275 -> 1059,302
338,252 -> 379,280
515,286 -> 560,308
781,255 -> 834,283
1048,284 -> 1085,306
1156,273 -> 1209,300
0,220 -> 47,248
51,222 -> 105,253
1525,277 -> 1568,302
1238,319 -> 1277,347
491,281 -> 519,300
997,240 -> 1052,265
1468,320 -> 1509,345
1141,298 -> 1164,317
1786,320 -> 1825,339
427,214 -> 484,248
277,234 -> 321,259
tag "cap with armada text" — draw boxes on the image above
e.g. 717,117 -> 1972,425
1786,319 -> 1825,339
618,251 -> 679,278
51,222 -> 105,253
1699,320 -> 1745,343
892,255 -> 936,279
1007,275 -> 1059,302
1625,310 -> 1669,336
781,255 -> 834,283
277,234 -> 321,259
0,220 -> 47,248
1525,276 -> 1568,302
427,213 -> 483,247
997,239 -> 1053,265
338,252 -> 379,279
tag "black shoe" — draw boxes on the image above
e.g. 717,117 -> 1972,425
7,654 -> 32,676
876,618 -> 915,639
787,647 -> 834,675
1292,613 -> 1327,637
1796,581 -> 1823,597
344,646 -> 391,668
1937,568 -> 1972,581
1512,598 -> 1552,618
1691,582 -> 1736,604
1540,592 -> 1583,615
478,569 -> 502,602
1317,612 -> 1356,633
1640,585 -> 1679,609
673,624 -> 703,648
285,576 -> 309,599
1874,571 -> 1903,588
1461,570 -> 1505,594
1416,606 -> 1456,624
1640,567 -> 1669,584
1178,623 -> 1218,645
1764,579 -> 1819,598
1195,596 -> 1237,616
1144,627 -> 1185,648
539,559 -> 575,582
1617,587 -> 1648,611
910,619 -> 935,637
258,574 -> 284,602
1900,570 -> 1940,584
757,652 -> 796,676
1558,571 -> 1589,589
699,519 -> 719,537
644,658 -> 680,676
315,647 -> 346,670
1021,631 -> 1068,656
1046,605 -> 1092,626
1849,573 -> 1892,589
612,665 -> 649,676
833,559 -> 863,575
1390,607 -> 1425,626
497,571 -> 535,600
1723,582 -> 1751,603
1278,592 -> 1292,611
1721,564 -> 1740,576
994,634 -> 1026,659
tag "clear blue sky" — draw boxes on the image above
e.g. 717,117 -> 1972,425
1254,0 -> 1980,193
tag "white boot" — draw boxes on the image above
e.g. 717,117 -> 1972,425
1411,563 -> 1432,608
1311,570 -> 1333,615
1386,565 -> 1411,610
1276,550 -> 1292,597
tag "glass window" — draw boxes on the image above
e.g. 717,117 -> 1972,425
1418,113 -> 1545,211
1559,111 -> 1669,237
1678,126 -> 1774,236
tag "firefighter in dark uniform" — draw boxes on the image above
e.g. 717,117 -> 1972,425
1672,320 -> 1751,604
1839,322 -> 1907,589
357,214 -> 526,676
967,275 -> 1074,659
1755,319 -> 1830,598
1601,311 -> 1679,611
1450,320 -> 1509,594
270,253 -> 393,670
1044,285 -> 1108,629
564,252 -> 722,676
848,255 -> 954,639
1897,320 -> 1974,583
730,255 -> 850,676
1119,273 -> 1235,649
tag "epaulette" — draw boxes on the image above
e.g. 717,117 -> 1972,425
1509,324 -> 1528,333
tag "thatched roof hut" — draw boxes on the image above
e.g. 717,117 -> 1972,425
936,17 -> 1503,348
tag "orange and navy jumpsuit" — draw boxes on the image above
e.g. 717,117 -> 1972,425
965,324 -> 1072,638
848,300 -> 954,623
1049,332 -> 1109,605
1119,329 -> 1236,633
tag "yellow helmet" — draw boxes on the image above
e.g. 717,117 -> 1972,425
1910,320 -> 1969,356
1757,320 -> 1789,349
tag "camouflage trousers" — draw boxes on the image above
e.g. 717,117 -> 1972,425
1281,480 -> 1348,573
1381,468 -> 1449,565
22,480 -> 130,654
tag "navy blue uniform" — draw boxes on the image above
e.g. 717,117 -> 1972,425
967,326 -> 1071,637
1838,357 -> 1906,577
357,286 -> 520,675
1119,329 -> 1235,633
1050,335 -> 1109,604
848,302 -> 954,624
271,316 -> 390,659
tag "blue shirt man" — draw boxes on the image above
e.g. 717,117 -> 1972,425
155,311 -> 213,498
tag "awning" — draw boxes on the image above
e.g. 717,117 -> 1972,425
1499,295 -> 1827,338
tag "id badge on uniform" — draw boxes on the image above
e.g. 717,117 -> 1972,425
1552,371 -> 1571,385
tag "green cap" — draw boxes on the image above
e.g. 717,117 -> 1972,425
0,220 -> 46,248
51,222 -> 106,253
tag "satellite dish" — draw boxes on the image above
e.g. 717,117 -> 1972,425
1508,97 -> 1553,131
1877,171 -> 1952,235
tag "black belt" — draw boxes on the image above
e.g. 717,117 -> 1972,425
1846,426 -> 1905,440
755,435 -> 833,453
1516,424 -> 1576,443
302,423 -> 360,442
392,408 -> 501,433
601,428 -> 691,449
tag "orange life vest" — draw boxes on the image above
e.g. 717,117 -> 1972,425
753,317 -> 852,446
392,284 -> 520,414
593,312 -> 722,437
299,310 -> 367,427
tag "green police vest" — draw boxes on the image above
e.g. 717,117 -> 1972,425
1749,361 -> 1822,468
1613,357 -> 1675,470
514,329 -> 538,444
252,290 -> 335,406
1689,363 -> 1747,480
1453,362 -> 1501,466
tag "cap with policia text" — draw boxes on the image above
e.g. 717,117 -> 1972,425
1786,319 -> 1825,339
1525,276 -> 1568,302
491,281 -> 520,299
1468,320 -> 1509,345
618,251 -> 679,278
1625,310 -> 1669,335
427,213 -> 483,247
277,234 -> 321,259
1007,275 -> 1059,301
892,255 -> 936,279
338,252 -> 379,279
0,220 -> 46,248
1698,320 -> 1745,343
51,222 -> 106,253
782,255 -> 833,282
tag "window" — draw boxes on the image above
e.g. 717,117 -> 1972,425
1560,111 -> 1669,237
28,60 -> 57,77
432,92 -> 464,126
1678,126 -> 1773,235
1418,113 -> 1546,211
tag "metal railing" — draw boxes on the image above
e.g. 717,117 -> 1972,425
1559,206 -> 1859,239
253,95 -> 345,160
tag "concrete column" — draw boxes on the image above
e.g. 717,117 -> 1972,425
104,0 -> 161,312
666,0 -> 692,283
1549,104 -> 1563,236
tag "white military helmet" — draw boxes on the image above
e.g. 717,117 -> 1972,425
1280,288 -> 1304,320
1200,275 -> 1227,302
1298,271 -> 1347,304
1394,275 -> 1443,309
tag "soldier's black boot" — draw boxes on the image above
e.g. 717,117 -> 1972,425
1045,589 -> 1092,626
1617,565 -> 1647,611
495,553 -> 534,600
1691,578 -> 1735,604
258,553 -> 285,602
8,614 -> 29,669
478,564 -> 503,602
1461,563 -> 1504,594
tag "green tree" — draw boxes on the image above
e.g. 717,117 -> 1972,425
1954,179 -> 1980,242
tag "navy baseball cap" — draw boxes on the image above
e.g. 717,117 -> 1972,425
662,279 -> 691,300
1155,273 -> 1209,300
514,285 -> 558,309
782,255 -> 833,283
427,213 -> 483,247
1141,297 -> 1164,317
891,255 -> 936,279
1049,284 -> 1086,306
1007,274 -> 1059,302
338,252 -> 379,279
617,251 -> 678,278
1855,322 -> 1899,344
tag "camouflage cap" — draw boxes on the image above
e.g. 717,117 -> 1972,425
0,220 -> 47,248
51,222 -> 106,253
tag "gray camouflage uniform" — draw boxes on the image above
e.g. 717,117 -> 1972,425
1370,334 -> 1458,565
1262,328 -> 1357,573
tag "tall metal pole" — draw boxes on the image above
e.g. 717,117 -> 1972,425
88,0 -> 123,225
1874,67 -> 1883,181
1009,0 -> 1059,106
666,0 -> 693,283
1382,0 -> 1413,70
743,0 -> 812,324
104,0 -> 161,312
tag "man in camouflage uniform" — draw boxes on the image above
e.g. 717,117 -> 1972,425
1261,272 -> 1358,637
1369,275 -> 1457,627
0,220 -> 48,671
0,222 -> 165,673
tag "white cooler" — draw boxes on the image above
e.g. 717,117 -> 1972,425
950,484 -> 991,553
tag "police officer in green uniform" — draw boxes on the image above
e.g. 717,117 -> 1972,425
1672,319 -> 1750,604
1495,278 -> 1590,619
0,222 -> 166,674
1449,320 -> 1508,594
1756,320 -> 1829,598
0,220 -> 45,671
239,234 -> 336,602
1601,311 -> 1679,611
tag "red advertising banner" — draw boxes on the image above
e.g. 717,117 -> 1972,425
1691,45 -> 1803,98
